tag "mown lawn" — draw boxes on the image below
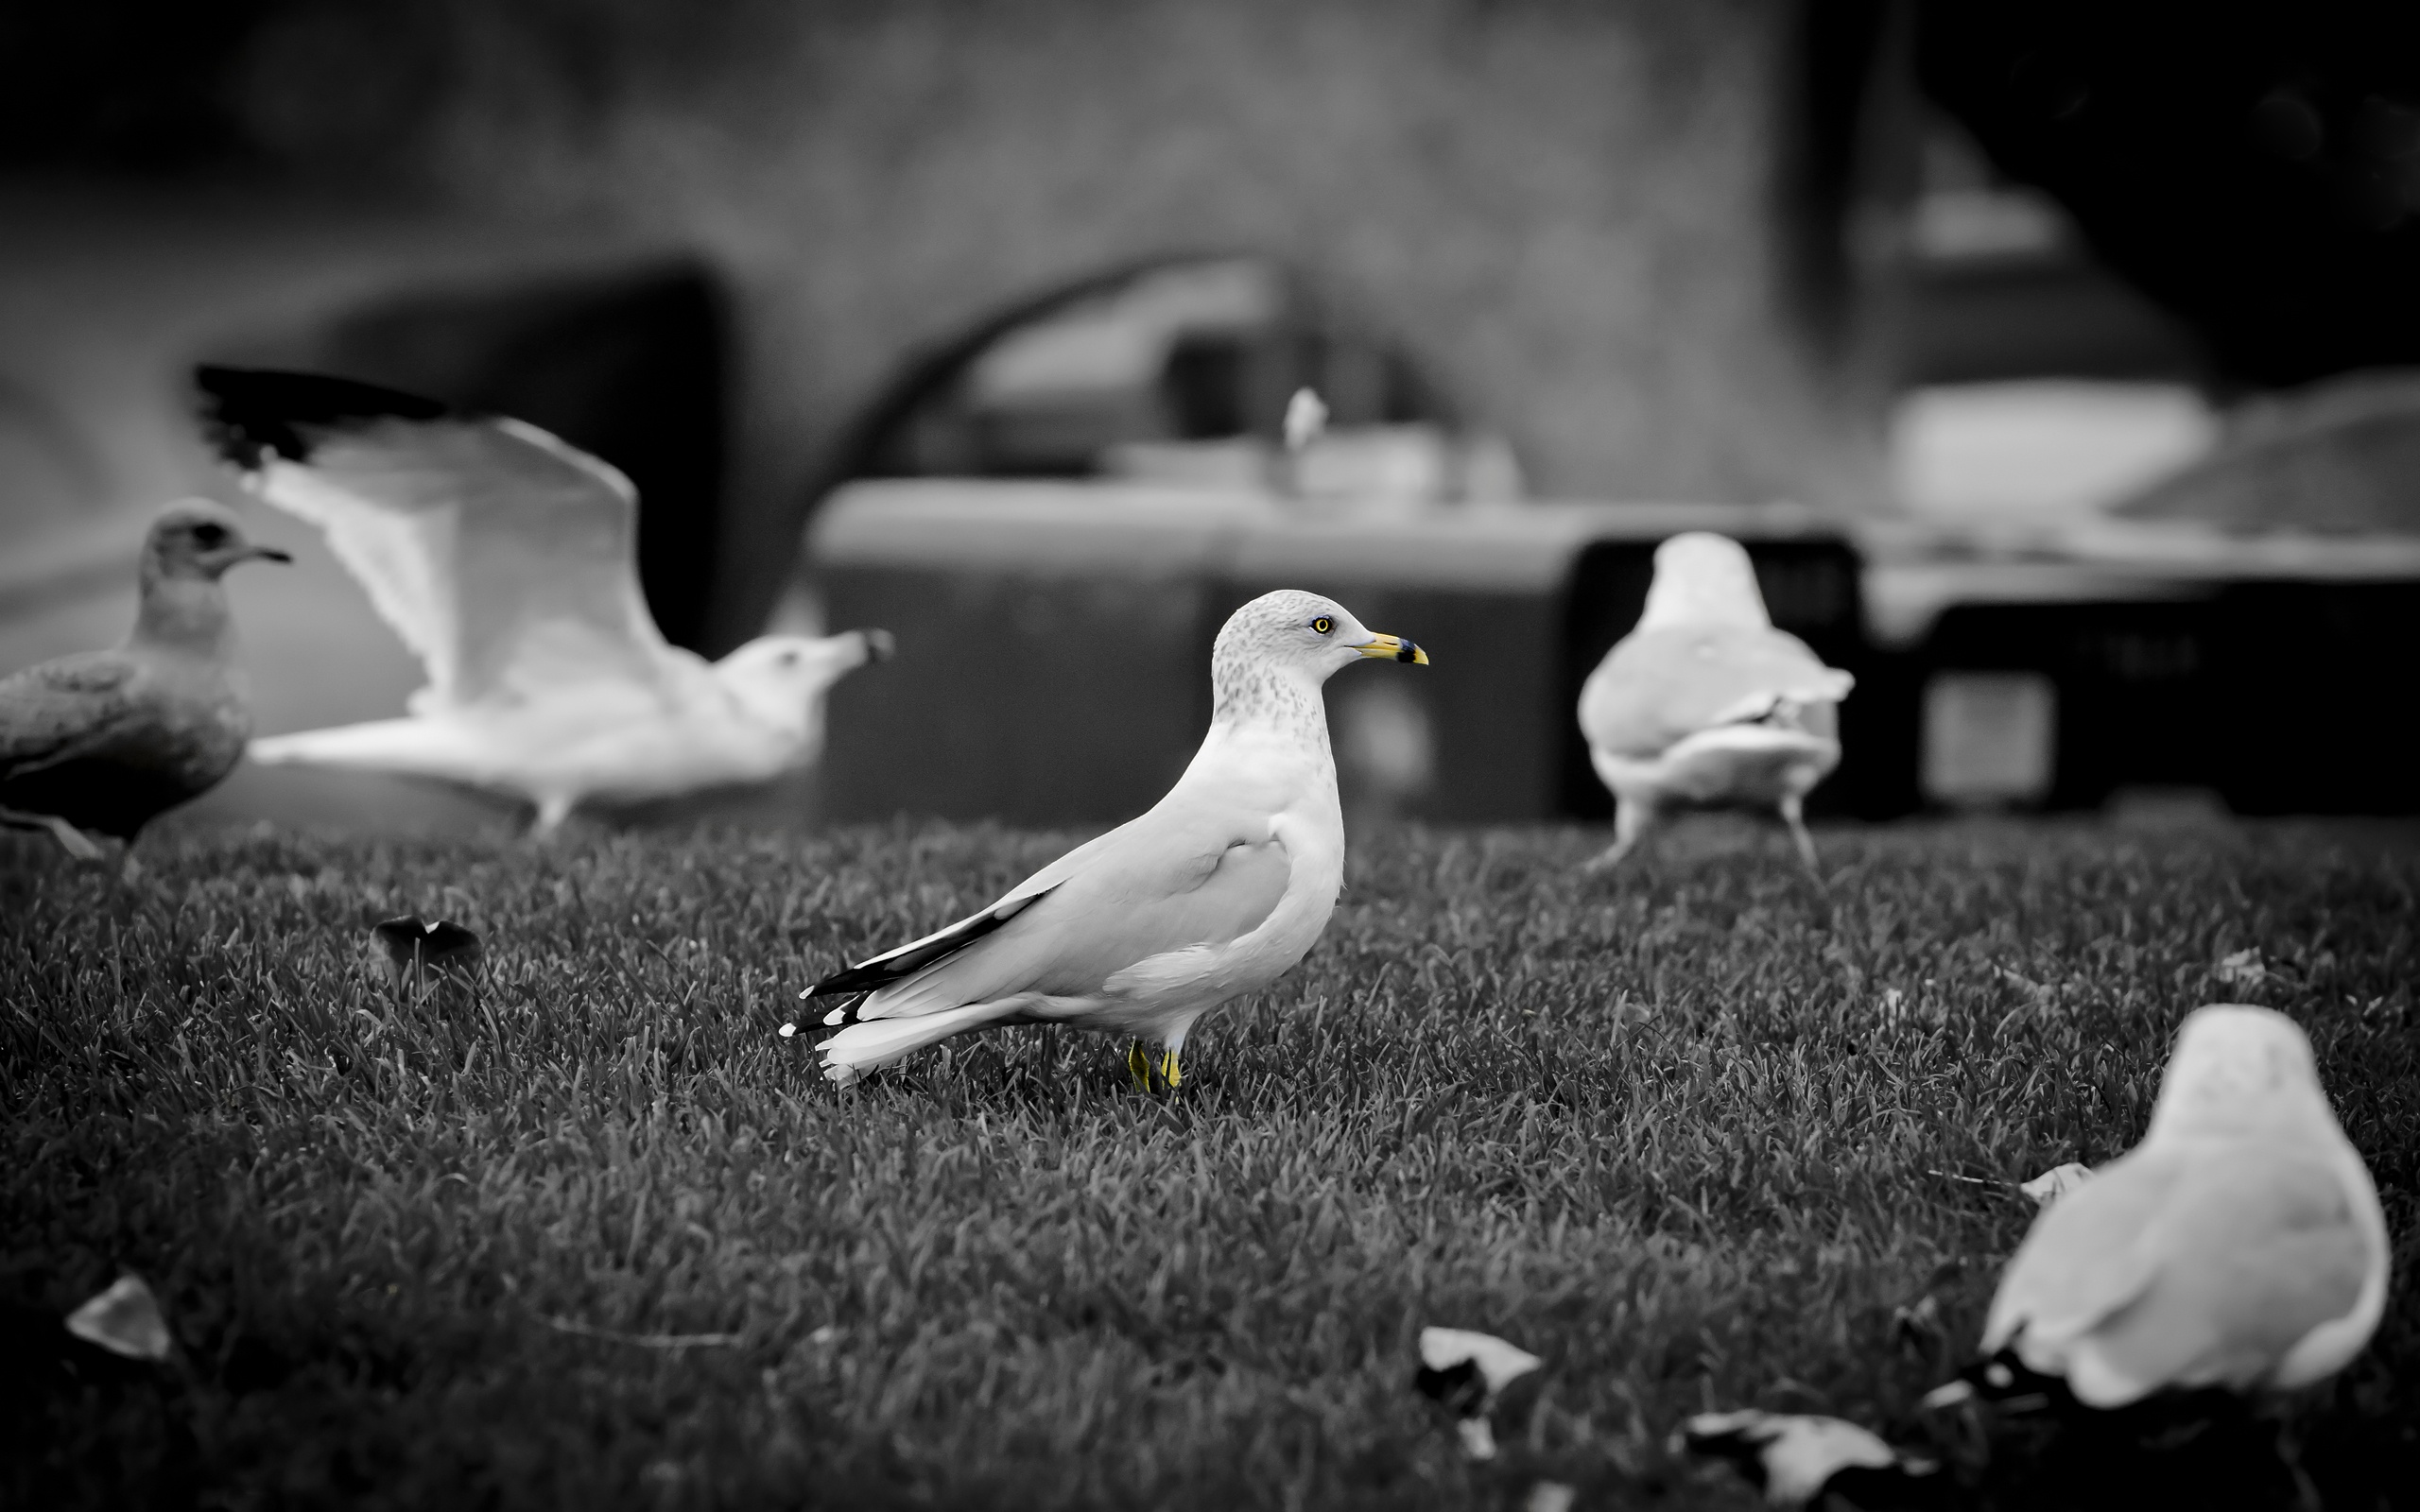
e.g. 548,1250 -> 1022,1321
3,816 -> 2415,1510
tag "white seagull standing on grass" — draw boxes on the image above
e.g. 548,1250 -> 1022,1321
1576,532 -> 1853,875
805,591 -> 1426,1089
1927,1004 -> 2390,1413
197,367 -> 890,835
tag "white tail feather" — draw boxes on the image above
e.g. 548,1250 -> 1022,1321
816,1001 -> 1025,1084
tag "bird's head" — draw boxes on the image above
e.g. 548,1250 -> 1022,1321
1637,532 -> 1771,632
2146,1003 -> 2340,1143
1210,590 -> 1426,717
714,628 -> 893,730
143,500 -> 291,583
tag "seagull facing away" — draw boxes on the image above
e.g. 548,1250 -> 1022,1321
1927,1005 -> 2389,1413
0,500 -> 289,860
196,367 -> 890,835
805,591 -> 1426,1089
1576,533 -> 1853,875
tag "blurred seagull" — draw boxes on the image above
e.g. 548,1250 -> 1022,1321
804,591 -> 1426,1088
1678,1411 -> 1943,1509
1926,1005 -> 2389,1414
197,368 -> 890,834
1576,533 -> 1853,875
0,500 -> 289,861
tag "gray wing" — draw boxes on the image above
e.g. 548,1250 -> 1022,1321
0,653 -> 142,780
199,368 -> 679,717
1579,625 -> 1853,758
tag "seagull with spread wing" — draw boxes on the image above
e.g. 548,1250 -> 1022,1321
1,500 -> 289,860
1576,532 -> 1853,875
804,590 -> 1427,1089
196,367 -> 890,834
1926,1005 -> 2389,1414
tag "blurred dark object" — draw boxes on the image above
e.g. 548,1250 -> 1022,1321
2113,369 -> 2420,533
0,3 -> 285,172
1909,574 -> 2420,816
372,915 -> 483,997
841,257 -> 1461,488
283,263 -> 730,651
813,486 -> 1857,828
1917,1 -> 2420,388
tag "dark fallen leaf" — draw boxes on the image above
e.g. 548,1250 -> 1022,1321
372,915 -> 484,995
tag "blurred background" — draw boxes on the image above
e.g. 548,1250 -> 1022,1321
4,0 -> 2417,835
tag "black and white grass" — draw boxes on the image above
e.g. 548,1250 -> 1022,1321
0,500 -> 288,863
1575,532 -> 1854,877
800,590 -> 1426,1089
195,367 -> 891,836
1677,1411 -> 1944,1509
1412,1326 -> 1547,1462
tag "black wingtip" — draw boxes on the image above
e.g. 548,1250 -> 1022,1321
194,366 -> 456,472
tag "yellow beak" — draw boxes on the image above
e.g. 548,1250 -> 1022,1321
1355,632 -> 1429,665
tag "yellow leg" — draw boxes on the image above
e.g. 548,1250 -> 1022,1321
1127,1040 -> 1151,1090
1160,1048 -> 1183,1089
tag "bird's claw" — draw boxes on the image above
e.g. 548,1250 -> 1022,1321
1126,1040 -> 1182,1092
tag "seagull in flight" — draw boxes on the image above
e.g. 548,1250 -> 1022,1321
197,367 -> 889,834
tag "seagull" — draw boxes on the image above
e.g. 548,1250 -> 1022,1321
1,500 -> 289,861
1677,1411 -> 1943,1509
196,367 -> 890,835
1575,532 -> 1853,875
804,590 -> 1426,1088
1925,1005 -> 2389,1414
1414,1326 -> 1546,1462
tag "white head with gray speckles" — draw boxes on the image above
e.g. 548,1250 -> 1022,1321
1209,591 -> 1427,732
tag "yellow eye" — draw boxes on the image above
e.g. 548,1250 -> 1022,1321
1312,617 -> 1333,634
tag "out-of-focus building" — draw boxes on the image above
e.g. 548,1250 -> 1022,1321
3,2 -> 2418,830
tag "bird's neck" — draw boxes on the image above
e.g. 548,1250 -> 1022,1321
1208,662 -> 1332,754
131,573 -> 233,658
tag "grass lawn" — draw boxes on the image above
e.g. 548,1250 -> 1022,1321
4,816 -> 2415,1510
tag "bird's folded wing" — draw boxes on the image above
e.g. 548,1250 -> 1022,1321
807,817 -> 1145,996
2057,1147 -> 2373,1401
1983,1148 -> 2181,1355
841,803 -> 1295,1022
197,367 -> 678,717
0,655 -> 140,777
1579,625 -> 1850,759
